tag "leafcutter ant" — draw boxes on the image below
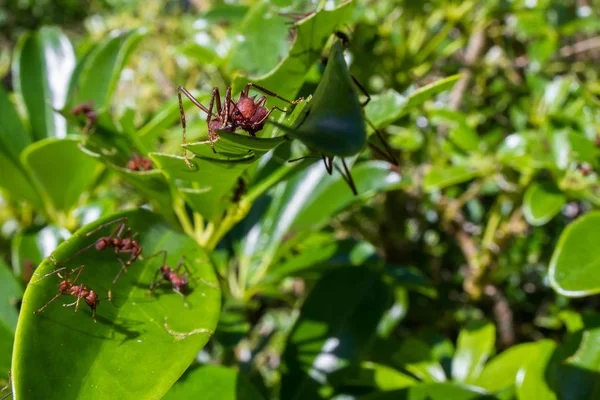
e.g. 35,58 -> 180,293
1,372 -> 11,400
53,217 -> 143,297
147,250 -> 193,306
127,153 -> 153,171
33,266 -> 103,322
72,101 -> 97,133
177,83 -> 303,168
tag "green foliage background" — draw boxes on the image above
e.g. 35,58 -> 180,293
1,0 -> 600,399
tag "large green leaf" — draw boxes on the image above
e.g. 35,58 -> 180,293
281,267 -> 393,400
13,210 -> 220,399
0,153 -> 41,207
274,40 -> 366,157
474,342 -> 539,393
361,383 -> 494,400
452,321 -> 495,383
232,1 -> 355,109
20,137 -> 102,215
393,338 -> 447,382
163,365 -> 264,400
330,361 -> 417,392
0,261 -> 22,332
423,165 -> 478,192
523,182 -> 566,226
76,28 -> 147,111
12,26 -> 75,140
515,340 -> 557,400
225,1 -> 290,76
0,86 -> 30,164
549,212 -> 600,297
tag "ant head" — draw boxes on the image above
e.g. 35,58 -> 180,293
58,281 -> 70,292
95,239 -> 107,251
233,96 -> 257,121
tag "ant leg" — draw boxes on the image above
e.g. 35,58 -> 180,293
79,217 -> 128,239
321,155 -> 334,174
34,292 -> 63,314
146,249 -> 167,265
205,87 -> 222,153
178,86 -> 214,166
174,289 -> 189,307
335,158 -> 358,195
112,258 -> 128,285
1,372 -> 11,400
254,105 -> 290,131
365,118 -> 398,165
351,75 -> 371,107
149,267 -> 163,291
69,265 -> 86,285
244,83 -> 303,104
30,267 -> 67,284
92,308 -> 97,323
222,87 -> 232,129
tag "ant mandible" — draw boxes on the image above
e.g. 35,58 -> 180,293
33,266 -> 101,322
147,250 -> 193,306
53,217 -> 143,297
177,83 -> 303,168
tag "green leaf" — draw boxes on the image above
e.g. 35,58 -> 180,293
281,267 -> 393,400
496,132 -> 551,172
474,342 -> 539,393
276,40 -> 366,157
0,321 -> 13,382
0,153 -> 42,207
405,75 -> 461,110
225,1 -> 290,76
0,86 -> 30,164
12,26 -> 75,140
20,136 -> 102,215
11,225 -> 71,283
150,152 -> 254,222
0,261 -> 23,332
13,209 -> 221,399
523,182 -> 566,226
452,321 -> 495,383
549,211 -> 600,297
163,365 -> 264,400
423,165 -> 478,192
551,130 -> 598,170
232,1 -> 355,108
515,340 -> 557,400
76,28 -> 147,111
393,338 -> 447,382
361,383 -> 494,400
329,361 -> 417,391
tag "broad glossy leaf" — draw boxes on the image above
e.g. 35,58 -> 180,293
278,40 -> 366,157
0,153 -> 41,207
13,210 -> 221,399
281,267 -> 393,400
20,137 -> 102,214
0,261 -> 22,331
423,165 -> 478,192
549,212 -> 600,297
232,1 -> 355,108
184,130 -> 288,160
452,321 -> 495,383
0,86 -> 30,164
12,26 -> 75,140
11,225 -> 71,283
163,365 -> 264,400
405,75 -> 461,109
225,1 -> 290,76
150,153 -> 253,222
474,342 -> 538,393
523,182 -> 566,226
330,361 -> 416,391
516,340 -> 557,400
76,28 -> 147,111
361,383 -> 494,400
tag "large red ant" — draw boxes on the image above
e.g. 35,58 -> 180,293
53,217 -> 143,297
147,250 -> 193,306
33,266 -> 102,323
177,83 -> 303,167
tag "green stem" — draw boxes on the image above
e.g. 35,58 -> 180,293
173,197 -> 194,237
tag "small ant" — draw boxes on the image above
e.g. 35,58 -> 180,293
53,217 -> 143,296
127,153 -> 153,171
72,101 -> 97,133
147,250 -> 193,306
33,266 -> 101,322
177,83 -> 303,167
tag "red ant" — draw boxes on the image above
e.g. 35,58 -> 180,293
127,153 -> 153,171
72,101 -> 97,133
147,250 -> 193,306
33,266 -> 102,322
53,217 -> 143,297
177,83 -> 303,167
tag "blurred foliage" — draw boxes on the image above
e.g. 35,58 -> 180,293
1,0 -> 600,398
